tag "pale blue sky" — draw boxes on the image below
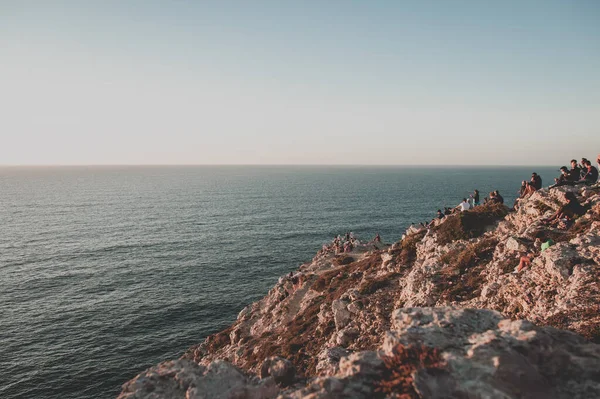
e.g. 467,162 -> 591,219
1,0 -> 599,165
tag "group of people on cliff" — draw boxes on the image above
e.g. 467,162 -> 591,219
514,173 -> 542,209
550,157 -> 599,188
514,156 -> 599,210
437,189 -> 504,218
317,232 -> 368,256
316,231 -> 385,258
322,232 -> 358,255
512,155 -> 599,273
412,189 -> 507,230
454,190 -> 504,214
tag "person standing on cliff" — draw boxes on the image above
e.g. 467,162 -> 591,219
473,190 -> 480,206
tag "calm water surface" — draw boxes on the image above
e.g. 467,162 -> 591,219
0,166 -> 557,398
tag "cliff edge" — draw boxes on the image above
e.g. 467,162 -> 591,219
118,184 -> 600,399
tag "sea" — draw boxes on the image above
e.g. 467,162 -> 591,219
0,165 -> 558,399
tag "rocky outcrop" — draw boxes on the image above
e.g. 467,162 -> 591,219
119,307 -> 600,399
118,360 -> 279,399
118,184 -> 600,398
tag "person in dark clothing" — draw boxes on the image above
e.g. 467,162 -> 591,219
473,189 -> 480,206
560,192 -> 587,217
544,192 -> 587,224
569,159 -> 581,182
576,160 -> 599,185
531,173 -> 542,190
444,207 -> 452,215
550,166 -> 571,188
493,190 -> 504,204
436,209 -> 444,219
579,158 -> 589,179
587,162 -> 599,183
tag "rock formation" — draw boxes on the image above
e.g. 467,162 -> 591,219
118,185 -> 600,398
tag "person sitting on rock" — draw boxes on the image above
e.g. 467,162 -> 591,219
374,233 -> 381,242
484,192 -> 495,204
492,190 -> 504,204
576,160 -> 599,185
343,241 -> 351,252
518,180 -> 527,197
444,207 -> 452,215
550,166 -> 571,188
523,181 -> 538,197
488,191 -> 500,203
513,251 -> 534,273
544,192 -> 588,225
436,209 -> 445,219
579,158 -> 589,178
335,242 -> 342,254
531,173 -> 542,190
458,198 -> 471,212
569,159 -> 581,182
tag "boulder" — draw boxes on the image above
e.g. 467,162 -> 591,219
259,357 -> 295,386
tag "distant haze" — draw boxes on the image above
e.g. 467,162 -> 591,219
2,1 -> 599,165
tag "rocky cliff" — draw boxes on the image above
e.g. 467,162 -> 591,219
118,185 -> 600,399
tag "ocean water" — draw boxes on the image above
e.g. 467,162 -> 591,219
0,165 -> 558,399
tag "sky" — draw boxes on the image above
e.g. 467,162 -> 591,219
1,0 -> 599,165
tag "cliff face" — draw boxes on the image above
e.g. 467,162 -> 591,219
118,185 -> 600,399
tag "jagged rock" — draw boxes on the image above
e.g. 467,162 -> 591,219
335,326 -> 359,347
118,359 -> 279,399
287,308 -> 600,399
338,351 -> 384,378
260,357 -> 296,386
315,347 -> 349,375
331,299 -> 351,330
380,307 -> 600,399
505,236 -> 528,252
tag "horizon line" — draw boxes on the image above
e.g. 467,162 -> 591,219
0,163 -> 559,168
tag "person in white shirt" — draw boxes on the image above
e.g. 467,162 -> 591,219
459,198 -> 471,212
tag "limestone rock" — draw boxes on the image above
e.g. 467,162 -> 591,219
331,299 -> 351,330
315,347 -> 349,375
118,359 -> 279,399
260,357 -> 296,387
